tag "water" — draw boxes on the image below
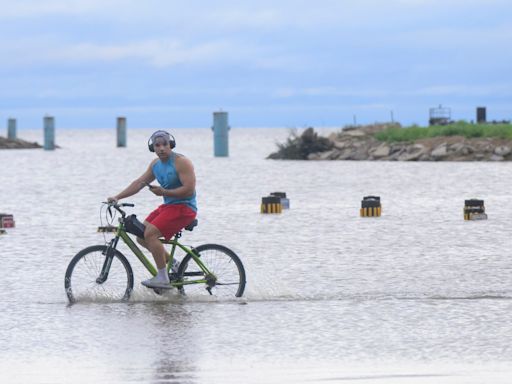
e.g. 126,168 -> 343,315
1,128 -> 512,383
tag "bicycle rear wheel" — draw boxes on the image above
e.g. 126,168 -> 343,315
65,245 -> 134,303
177,244 -> 246,298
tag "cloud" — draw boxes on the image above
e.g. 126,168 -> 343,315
415,84 -> 512,97
271,83 -> 512,100
0,0 -> 117,18
2,1 -> 510,71
0,36 -> 249,68
393,24 -> 512,50
0,32 -> 310,72
61,39 -> 235,67
1,0 -> 511,128
272,87 -> 391,99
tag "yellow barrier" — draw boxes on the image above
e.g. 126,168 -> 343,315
464,199 -> 487,220
261,196 -> 282,214
360,196 -> 381,217
360,206 -> 382,217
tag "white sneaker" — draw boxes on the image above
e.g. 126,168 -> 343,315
141,276 -> 172,289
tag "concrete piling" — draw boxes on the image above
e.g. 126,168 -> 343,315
43,116 -> 55,150
212,111 -> 229,157
7,118 -> 16,140
117,117 -> 127,147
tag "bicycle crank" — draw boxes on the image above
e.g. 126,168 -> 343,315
205,273 -> 217,295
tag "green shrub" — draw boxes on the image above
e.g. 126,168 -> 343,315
374,122 -> 512,142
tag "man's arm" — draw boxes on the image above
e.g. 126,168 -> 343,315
149,156 -> 196,198
107,160 -> 157,203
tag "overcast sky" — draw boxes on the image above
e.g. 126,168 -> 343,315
1,0 -> 511,129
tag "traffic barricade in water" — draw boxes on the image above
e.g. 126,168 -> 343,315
270,192 -> 290,209
360,196 -> 381,217
464,199 -> 487,220
0,214 -> 15,228
261,196 -> 282,214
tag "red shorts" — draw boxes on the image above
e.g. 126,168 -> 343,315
145,204 -> 197,240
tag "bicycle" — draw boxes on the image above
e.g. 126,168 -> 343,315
64,203 -> 246,303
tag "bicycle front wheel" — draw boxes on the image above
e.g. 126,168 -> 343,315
64,245 -> 134,303
177,244 -> 246,298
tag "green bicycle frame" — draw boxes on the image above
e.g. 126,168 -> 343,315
114,225 -> 213,288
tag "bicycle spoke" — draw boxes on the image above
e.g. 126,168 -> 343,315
65,246 -> 133,303
178,244 -> 245,298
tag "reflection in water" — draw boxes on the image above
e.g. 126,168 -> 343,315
130,303 -> 199,383
153,357 -> 197,384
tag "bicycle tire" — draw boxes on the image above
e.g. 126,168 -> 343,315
177,243 -> 246,298
65,245 -> 134,303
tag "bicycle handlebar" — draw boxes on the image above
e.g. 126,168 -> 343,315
102,202 -> 135,217
102,202 -> 134,207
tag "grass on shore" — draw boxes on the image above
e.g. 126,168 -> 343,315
374,121 -> 512,142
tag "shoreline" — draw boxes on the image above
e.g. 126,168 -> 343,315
0,136 -> 42,149
268,124 -> 512,161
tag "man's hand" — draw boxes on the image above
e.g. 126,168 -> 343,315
148,186 -> 165,196
107,196 -> 118,204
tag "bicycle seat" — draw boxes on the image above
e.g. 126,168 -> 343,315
185,219 -> 198,231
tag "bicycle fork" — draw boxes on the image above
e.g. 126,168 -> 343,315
96,238 -> 119,284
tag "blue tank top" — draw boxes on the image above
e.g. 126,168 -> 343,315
151,153 -> 197,212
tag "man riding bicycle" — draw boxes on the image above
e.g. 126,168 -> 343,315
107,130 -> 197,289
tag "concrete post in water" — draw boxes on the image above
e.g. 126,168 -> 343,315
212,111 -> 230,157
360,196 -> 381,217
117,117 -> 127,147
7,118 -> 16,140
43,116 -> 55,150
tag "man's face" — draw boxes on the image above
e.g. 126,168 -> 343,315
154,137 -> 172,158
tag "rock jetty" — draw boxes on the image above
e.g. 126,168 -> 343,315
0,136 -> 42,149
268,124 -> 512,161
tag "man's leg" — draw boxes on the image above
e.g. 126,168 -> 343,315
136,236 -> 147,248
140,223 -> 171,288
136,221 -> 150,249
137,221 -> 172,263
143,223 -> 167,269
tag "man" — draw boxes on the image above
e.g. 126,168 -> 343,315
107,130 -> 197,289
